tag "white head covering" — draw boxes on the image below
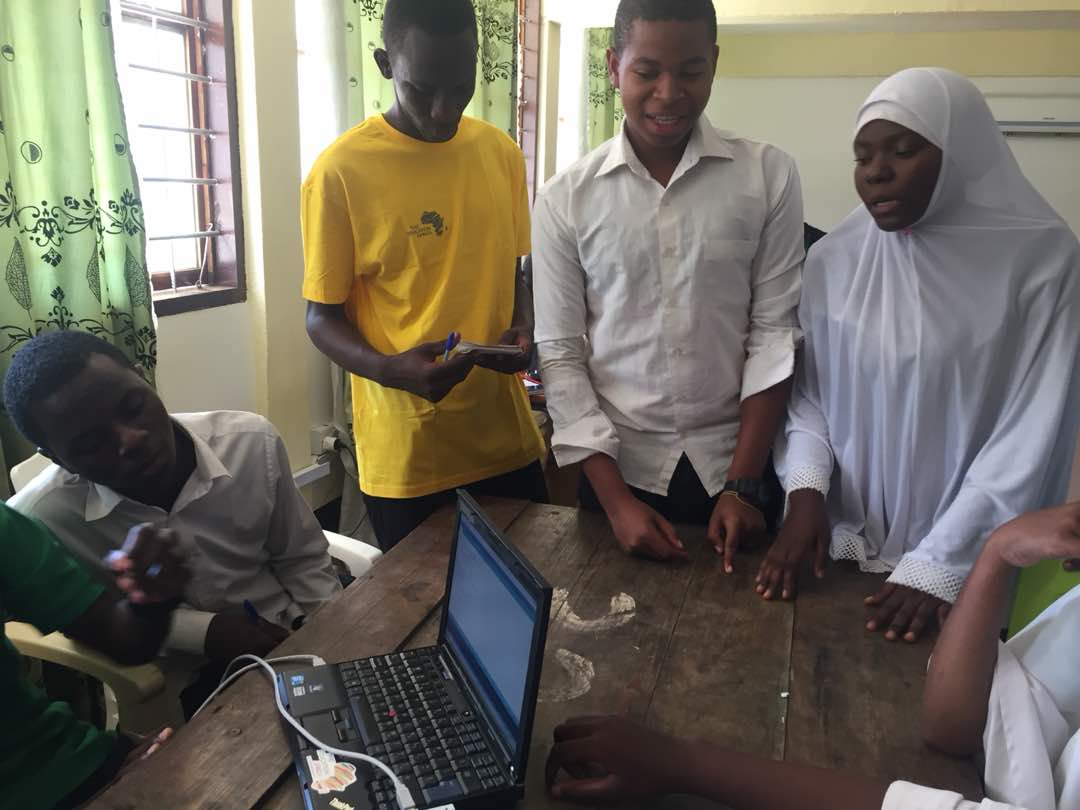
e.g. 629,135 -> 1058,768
775,69 -> 1080,606
853,67 -> 1063,229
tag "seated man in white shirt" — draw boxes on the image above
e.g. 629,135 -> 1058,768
546,502 -> 1080,810
3,330 -> 342,679
533,0 -> 804,568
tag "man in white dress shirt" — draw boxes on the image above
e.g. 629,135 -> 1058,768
4,331 -> 341,674
533,0 -> 804,567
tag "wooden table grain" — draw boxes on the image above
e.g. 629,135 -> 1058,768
92,499 -> 981,810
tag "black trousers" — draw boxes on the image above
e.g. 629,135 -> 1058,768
578,453 -> 783,532
363,460 -> 549,551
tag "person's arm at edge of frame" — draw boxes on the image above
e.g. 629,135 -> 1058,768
545,715 -> 889,810
921,501 -> 1080,755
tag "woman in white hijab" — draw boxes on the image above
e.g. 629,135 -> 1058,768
761,67 -> 1080,644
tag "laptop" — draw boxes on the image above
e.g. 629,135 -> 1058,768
278,491 -> 553,810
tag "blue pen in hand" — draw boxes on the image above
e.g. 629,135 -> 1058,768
243,599 -> 261,626
442,331 -> 457,362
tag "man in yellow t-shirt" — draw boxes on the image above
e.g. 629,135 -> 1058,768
302,0 -> 546,551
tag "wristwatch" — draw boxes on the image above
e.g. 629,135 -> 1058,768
720,478 -> 770,513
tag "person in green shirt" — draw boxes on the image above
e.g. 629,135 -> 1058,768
1,503 -> 187,809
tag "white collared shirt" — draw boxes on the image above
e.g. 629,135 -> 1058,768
8,411 -> 342,655
533,118 -> 804,496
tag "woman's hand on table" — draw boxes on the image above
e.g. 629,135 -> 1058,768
864,583 -> 950,643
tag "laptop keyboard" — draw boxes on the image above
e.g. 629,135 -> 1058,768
336,649 -> 509,809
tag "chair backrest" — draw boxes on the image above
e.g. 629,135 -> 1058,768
1008,558 -> 1079,638
10,453 -> 53,493
323,530 -> 382,578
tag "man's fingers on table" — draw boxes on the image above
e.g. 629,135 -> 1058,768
706,511 -> 724,553
644,524 -> 688,562
655,515 -> 684,552
126,727 -> 173,765
722,521 -> 740,574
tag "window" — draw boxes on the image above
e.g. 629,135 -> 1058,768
117,0 -> 244,316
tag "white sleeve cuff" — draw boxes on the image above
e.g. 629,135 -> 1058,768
551,427 -> 619,469
164,607 -> 216,656
887,556 -> 968,603
883,782 -> 1017,810
786,464 -> 831,497
740,330 -> 799,401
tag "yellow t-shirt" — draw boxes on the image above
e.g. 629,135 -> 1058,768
302,116 -> 544,499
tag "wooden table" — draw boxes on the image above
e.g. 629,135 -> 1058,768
92,499 -> 981,809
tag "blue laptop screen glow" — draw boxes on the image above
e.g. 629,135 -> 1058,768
444,513 -> 538,755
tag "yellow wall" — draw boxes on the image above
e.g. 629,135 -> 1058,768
716,0 -> 1080,17
234,0 -> 312,471
544,0 -> 1080,25
716,28 -> 1080,76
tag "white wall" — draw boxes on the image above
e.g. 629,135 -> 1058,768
705,76 -> 1080,234
155,303 -> 258,414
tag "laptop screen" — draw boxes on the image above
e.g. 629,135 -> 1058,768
443,504 -> 541,760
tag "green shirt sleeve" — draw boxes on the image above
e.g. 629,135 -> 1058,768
0,503 -> 105,634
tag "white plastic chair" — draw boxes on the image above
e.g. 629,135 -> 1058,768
9,451 -> 52,492
324,529 -> 382,577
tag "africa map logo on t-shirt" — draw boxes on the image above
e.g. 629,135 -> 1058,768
407,210 -> 446,238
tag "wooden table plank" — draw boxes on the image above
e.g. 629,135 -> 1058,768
510,510 -> 715,810
91,497 -> 530,810
785,562 -> 984,797
644,540 -> 795,761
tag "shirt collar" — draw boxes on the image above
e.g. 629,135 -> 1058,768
595,117 -> 734,180
83,418 -> 231,521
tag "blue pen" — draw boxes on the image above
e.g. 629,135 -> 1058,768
442,331 -> 456,362
243,599 -> 260,626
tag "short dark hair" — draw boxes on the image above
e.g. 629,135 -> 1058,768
613,0 -> 718,54
381,0 -> 478,52
3,330 -> 136,450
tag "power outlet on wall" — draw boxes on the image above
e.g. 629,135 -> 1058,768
309,424 -> 335,457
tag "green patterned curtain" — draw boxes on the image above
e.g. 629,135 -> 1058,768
342,0 -> 519,135
586,27 -> 623,150
0,1 -> 155,483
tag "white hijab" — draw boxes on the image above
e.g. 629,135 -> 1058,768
984,583 -> 1080,809
777,69 -> 1080,602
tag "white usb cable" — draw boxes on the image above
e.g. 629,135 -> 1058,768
194,653 -> 418,810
